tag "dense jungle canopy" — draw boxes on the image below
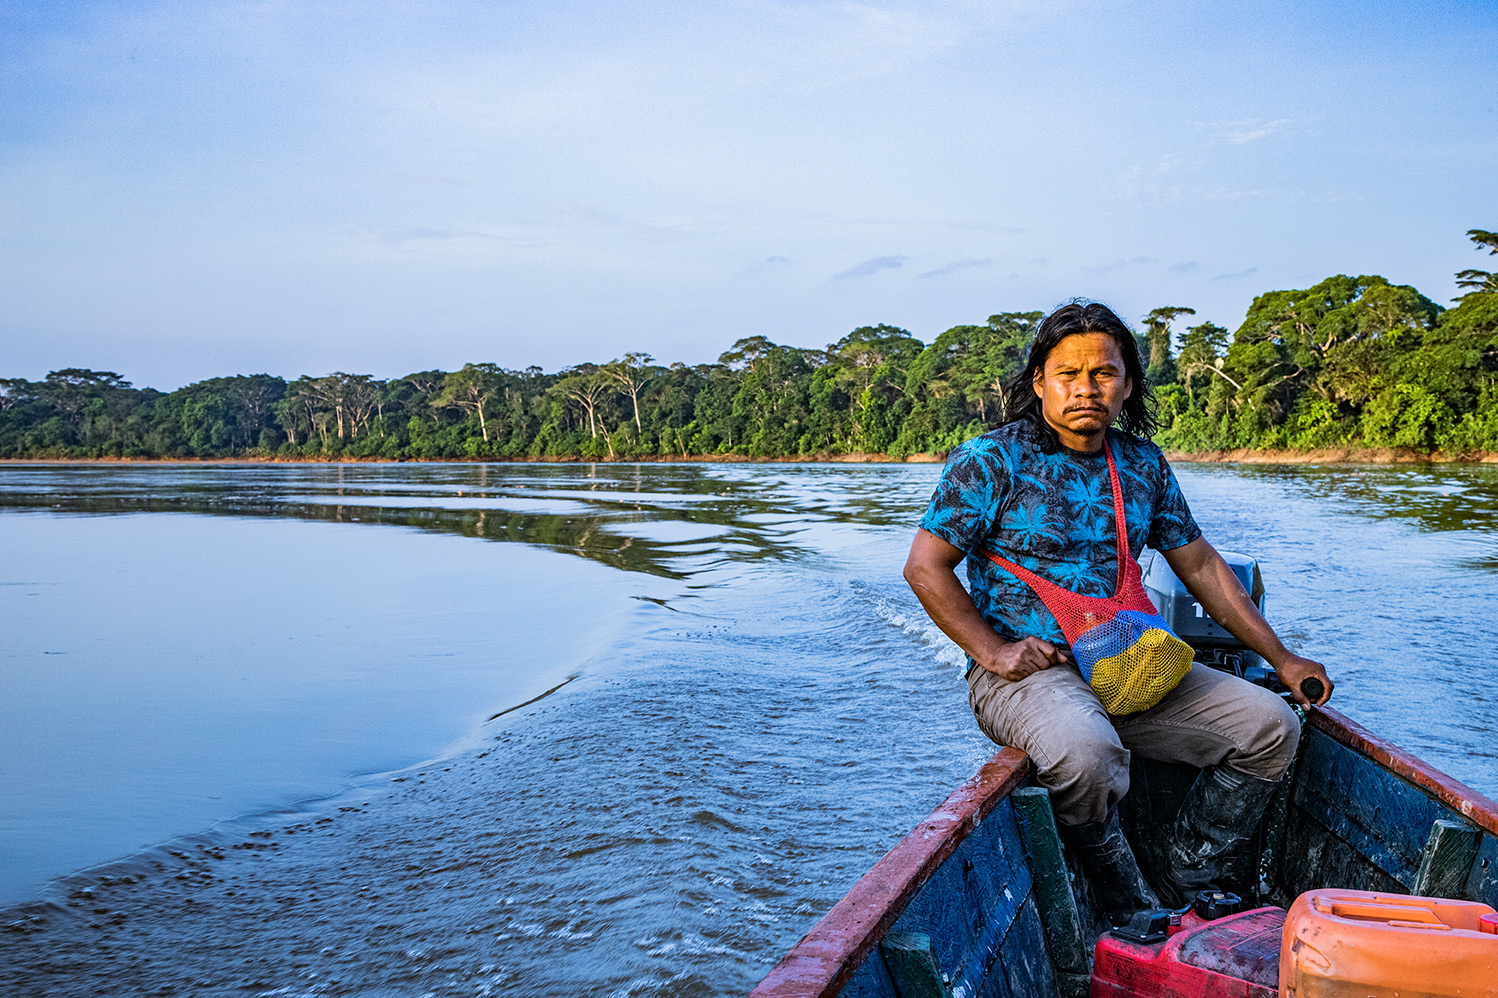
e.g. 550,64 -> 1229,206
5,232 -> 1497,461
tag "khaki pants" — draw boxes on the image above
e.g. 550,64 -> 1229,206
967,663 -> 1299,827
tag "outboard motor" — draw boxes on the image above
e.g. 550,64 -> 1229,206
1139,549 -> 1281,691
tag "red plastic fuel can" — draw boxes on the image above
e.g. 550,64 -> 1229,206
1091,906 -> 1285,998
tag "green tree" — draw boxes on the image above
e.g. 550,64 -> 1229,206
36,369 -> 131,426
1175,321 -> 1230,406
718,336 -> 776,371
894,311 -> 1038,454
551,365 -> 616,458
689,364 -> 740,452
0,378 -> 32,411
1361,382 -> 1455,450
438,364 -> 502,445
152,375 -> 286,454
1456,229 -> 1498,298
1235,276 -> 1439,406
1141,307 -> 1194,386
602,352 -> 655,440
827,325 -> 922,452
732,343 -> 821,455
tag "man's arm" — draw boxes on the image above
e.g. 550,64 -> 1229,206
1160,536 -> 1333,707
903,528 -> 1070,681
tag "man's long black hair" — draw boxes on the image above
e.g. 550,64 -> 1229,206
1000,299 -> 1157,450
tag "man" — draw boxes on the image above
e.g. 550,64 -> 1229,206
903,301 -> 1333,923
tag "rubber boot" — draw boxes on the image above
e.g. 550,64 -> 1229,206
1061,805 -> 1160,926
1161,765 -> 1280,907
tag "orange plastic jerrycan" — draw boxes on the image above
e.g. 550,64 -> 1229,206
1280,888 -> 1498,997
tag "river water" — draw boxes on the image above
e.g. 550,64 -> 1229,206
1,460 -> 1495,997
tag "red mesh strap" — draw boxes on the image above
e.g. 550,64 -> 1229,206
982,439 -> 1158,644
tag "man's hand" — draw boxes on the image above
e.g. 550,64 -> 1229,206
904,529 -> 1073,683
980,636 -> 1071,681
906,529 -> 1070,679
1274,653 -> 1334,708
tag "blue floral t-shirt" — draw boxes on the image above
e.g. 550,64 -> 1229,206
919,420 -> 1201,653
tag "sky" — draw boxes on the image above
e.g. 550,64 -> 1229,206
2,0 -> 1495,391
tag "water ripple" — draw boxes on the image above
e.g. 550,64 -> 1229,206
3,460 -> 1497,996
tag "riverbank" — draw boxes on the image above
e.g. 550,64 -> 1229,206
5,447 -> 1498,465
0,452 -> 947,465
1165,446 -> 1498,465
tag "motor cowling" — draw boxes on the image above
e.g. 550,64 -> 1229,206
1139,549 -> 1279,690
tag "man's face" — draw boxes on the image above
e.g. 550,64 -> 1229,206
1032,332 -> 1133,452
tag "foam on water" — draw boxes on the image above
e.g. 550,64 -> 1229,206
864,579 -> 970,673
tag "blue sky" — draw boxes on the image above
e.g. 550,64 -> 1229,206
2,0 -> 1495,390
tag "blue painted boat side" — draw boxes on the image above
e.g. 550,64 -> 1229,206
1289,729 -> 1454,889
1281,711 -> 1498,908
835,793 -> 1057,998
886,797 -> 1052,998
1465,835 -> 1498,906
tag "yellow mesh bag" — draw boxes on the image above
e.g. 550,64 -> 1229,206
1084,619 -> 1195,715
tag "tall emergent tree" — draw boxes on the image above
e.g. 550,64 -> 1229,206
602,352 -> 655,437
439,364 -> 502,443
1141,307 -> 1194,386
552,365 -> 615,458
1456,229 -> 1498,297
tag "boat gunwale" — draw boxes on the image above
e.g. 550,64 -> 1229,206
747,747 -> 1031,998
1309,706 -> 1498,836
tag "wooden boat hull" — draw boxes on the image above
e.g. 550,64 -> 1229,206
750,708 -> 1498,998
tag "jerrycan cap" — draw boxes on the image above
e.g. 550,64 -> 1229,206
1481,913 -> 1498,935
1193,890 -> 1243,921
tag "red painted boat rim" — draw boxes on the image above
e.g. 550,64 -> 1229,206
747,747 -> 1031,998
1309,707 -> 1498,837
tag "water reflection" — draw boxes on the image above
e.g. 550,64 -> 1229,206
0,463 -> 932,581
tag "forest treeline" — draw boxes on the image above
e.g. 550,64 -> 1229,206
4,231 -> 1496,461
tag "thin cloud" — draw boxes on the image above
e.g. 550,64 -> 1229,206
1219,118 -> 1293,145
360,206 -> 717,249
364,226 -> 546,249
1084,256 -> 1155,273
921,258 -> 991,279
735,255 -> 792,276
805,211 -> 1026,235
833,256 -> 906,280
1109,175 -> 1270,203
380,227 -> 485,242
1170,261 -> 1201,274
1212,267 -> 1259,281
552,207 -> 720,240
1194,187 -> 1271,202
